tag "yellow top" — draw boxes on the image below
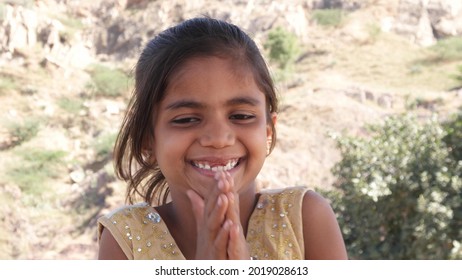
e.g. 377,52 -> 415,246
98,186 -> 308,260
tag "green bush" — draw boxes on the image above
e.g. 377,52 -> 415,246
0,75 -> 17,95
326,115 -> 462,259
443,110 -> 462,162
57,96 -> 84,114
366,23 -> 382,43
6,119 -> 40,147
86,64 -> 132,97
93,132 -> 117,160
311,9 -> 345,27
430,37 -> 462,62
7,149 -> 67,195
264,27 -> 300,70
450,65 -> 462,87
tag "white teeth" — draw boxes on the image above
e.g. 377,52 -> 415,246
193,159 -> 238,171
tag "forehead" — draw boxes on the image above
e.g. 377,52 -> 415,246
176,55 -> 255,78
165,56 -> 260,95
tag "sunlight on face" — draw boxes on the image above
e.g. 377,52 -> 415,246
151,56 -> 274,198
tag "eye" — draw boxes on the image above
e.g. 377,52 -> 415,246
230,114 -> 255,121
171,117 -> 200,125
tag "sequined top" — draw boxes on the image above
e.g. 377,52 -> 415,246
98,186 -> 308,260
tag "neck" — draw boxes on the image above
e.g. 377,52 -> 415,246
237,182 -> 258,236
156,195 -> 197,259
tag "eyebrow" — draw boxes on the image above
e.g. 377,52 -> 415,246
164,100 -> 205,110
226,96 -> 261,107
164,96 -> 261,110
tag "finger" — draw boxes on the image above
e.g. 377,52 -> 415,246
203,172 -> 228,227
223,172 -> 248,260
227,223 -> 250,260
225,171 -> 233,192
204,171 -> 227,218
196,218 -> 232,260
216,171 -> 231,192
226,192 -> 238,220
225,191 -> 245,251
213,219 -> 232,259
201,172 -> 229,239
205,193 -> 229,234
219,172 -> 234,224
224,172 -> 240,225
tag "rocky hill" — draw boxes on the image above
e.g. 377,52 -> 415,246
1,0 -> 461,259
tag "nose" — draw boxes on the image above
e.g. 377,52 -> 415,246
199,119 -> 235,148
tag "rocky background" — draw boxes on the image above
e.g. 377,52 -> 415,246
0,0 -> 461,259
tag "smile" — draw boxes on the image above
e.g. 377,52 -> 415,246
191,158 -> 240,172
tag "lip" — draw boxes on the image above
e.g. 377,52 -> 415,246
189,156 -> 243,177
190,156 -> 241,165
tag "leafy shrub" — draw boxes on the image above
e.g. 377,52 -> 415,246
443,110 -> 462,162
326,115 -> 462,259
93,132 -> 117,160
57,96 -> 84,114
7,149 -> 67,195
6,119 -> 40,147
311,9 -> 344,27
86,64 -> 132,97
430,37 -> 462,62
405,96 -> 444,111
264,27 -> 300,70
450,65 -> 462,87
366,23 -> 382,43
0,75 -> 17,95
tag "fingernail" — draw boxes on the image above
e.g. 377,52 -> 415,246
218,180 -> 224,190
217,195 -> 222,206
224,219 -> 232,230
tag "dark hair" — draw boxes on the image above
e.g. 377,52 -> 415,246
114,17 -> 278,205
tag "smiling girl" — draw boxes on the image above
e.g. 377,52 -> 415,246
97,17 -> 347,260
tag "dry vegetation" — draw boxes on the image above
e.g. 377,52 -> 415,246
0,2 -> 461,259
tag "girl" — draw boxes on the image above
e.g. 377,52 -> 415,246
98,17 -> 347,260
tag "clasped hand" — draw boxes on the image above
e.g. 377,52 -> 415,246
186,171 -> 250,259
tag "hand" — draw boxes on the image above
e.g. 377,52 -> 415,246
186,171 -> 250,259
219,172 -> 250,260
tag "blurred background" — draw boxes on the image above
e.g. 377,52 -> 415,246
0,0 -> 461,259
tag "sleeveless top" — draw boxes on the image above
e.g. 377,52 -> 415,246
98,186 -> 308,260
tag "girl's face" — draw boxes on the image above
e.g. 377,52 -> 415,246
150,56 -> 275,198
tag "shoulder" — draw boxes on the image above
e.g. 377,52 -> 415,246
301,190 -> 332,216
249,186 -> 309,259
97,203 -> 154,260
257,186 -> 308,215
98,202 -> 155,239
99,225 -> 128,259
100,203 -> 152,221
301,190 -> 348,260
258,186 -> 308,201
257,186 -> 310,218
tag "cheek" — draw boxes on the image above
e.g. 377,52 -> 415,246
245,128 -> 270,156
152,129 -> 186,164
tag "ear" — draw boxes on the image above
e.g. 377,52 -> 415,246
142,133 -> 155,162
266,112 -> 277,138
266,112 -> 277,152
